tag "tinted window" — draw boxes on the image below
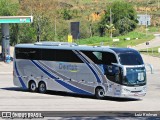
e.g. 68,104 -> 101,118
82,51 -> 101,64
93,52 -> 102,60
15,48 -> 82,63
102,52 -> 117,65
42,49 -> 82,63
41,49 -> 55,61
82,51 -> 117,65
54,50 -> 83,63
119,53 -> 143,65
15,48 -> 41,60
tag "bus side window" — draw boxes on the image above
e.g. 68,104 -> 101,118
82,51 -> 102,64
102,52 -> 119,82
102,52 -> 117,65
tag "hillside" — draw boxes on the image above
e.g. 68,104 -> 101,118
1,0 -> 159,46
12,0 -> 160,26
49,0 -> 160,26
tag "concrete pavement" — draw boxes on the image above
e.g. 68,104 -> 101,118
0,62 -> 12,74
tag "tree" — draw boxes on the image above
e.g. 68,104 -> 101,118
0,0 -> 19,45
18,0 -> 72,42
105,24 -> 115,38
0,0 -> 19,16
61,9 -> 72,20
99,0 -> 138,36
18,0 -> 59,42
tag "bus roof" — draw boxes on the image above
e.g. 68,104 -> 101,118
15,42 -> 137,53
110,48 -> 140,54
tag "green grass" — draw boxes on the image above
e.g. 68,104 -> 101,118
140,46 -> 160,57
77,30 -> 155,47
148,26 -> 160,33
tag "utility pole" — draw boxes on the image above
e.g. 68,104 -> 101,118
37,22 -> 40,42
54,0 -> 59,41
146,8 -> 148,36
37,17 -> 41,42
110,8 -> 112,25
54,17 -> 57,41
146,0 -> 150,36
89,24 -> 92,37
110,8 -> 112,38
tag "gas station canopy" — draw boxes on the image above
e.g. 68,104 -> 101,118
0,16 -> 33,23
0,16 -> 33,62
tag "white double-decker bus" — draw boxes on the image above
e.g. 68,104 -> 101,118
13,42 -> 146,99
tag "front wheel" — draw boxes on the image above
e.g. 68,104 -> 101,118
38,82 -> 47,93
95,88 -> 105,99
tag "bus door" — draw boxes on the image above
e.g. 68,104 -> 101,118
102,52 -> 123,95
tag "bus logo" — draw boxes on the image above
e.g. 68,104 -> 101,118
59,63 -> 78,72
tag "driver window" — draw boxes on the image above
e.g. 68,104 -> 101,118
93,52 -> 102,61
102,52 -> 120,83
102,52 -> 117,65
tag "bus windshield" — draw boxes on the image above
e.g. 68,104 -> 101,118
118,52 -> 143,65
123,67 -> 146,86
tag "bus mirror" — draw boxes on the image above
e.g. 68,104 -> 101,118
145,63 -> 154,74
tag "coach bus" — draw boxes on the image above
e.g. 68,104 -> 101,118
13,42 -> 147,99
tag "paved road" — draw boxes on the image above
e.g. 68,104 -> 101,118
133,34 -> 160,50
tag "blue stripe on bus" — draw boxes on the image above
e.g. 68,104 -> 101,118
86,63 -> 101,83
31,60 -> 57,79
31,60 -> 93,95
55,80 -> 93,95
75,51 -> 101,83
15,62 -> 27,89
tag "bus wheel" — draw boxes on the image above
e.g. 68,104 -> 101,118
38,82 -> 46,93
95,87 -> 105,99
29,81 -> 37,92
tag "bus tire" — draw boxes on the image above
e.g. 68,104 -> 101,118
29,81 -> 37,92
38,81 -> 46,93
95,87 -> 105,99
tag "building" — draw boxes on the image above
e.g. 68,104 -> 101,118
137,14 -> 151,26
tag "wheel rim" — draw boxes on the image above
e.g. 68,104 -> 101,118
30,82 -> 36,91
39,83 -> 46,93
40,84 -> 45,92
98,89 -> 104,97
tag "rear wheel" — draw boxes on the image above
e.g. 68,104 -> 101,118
95,87 -> 105,99
38,82 -> 46,93
29,81 -> 37,92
